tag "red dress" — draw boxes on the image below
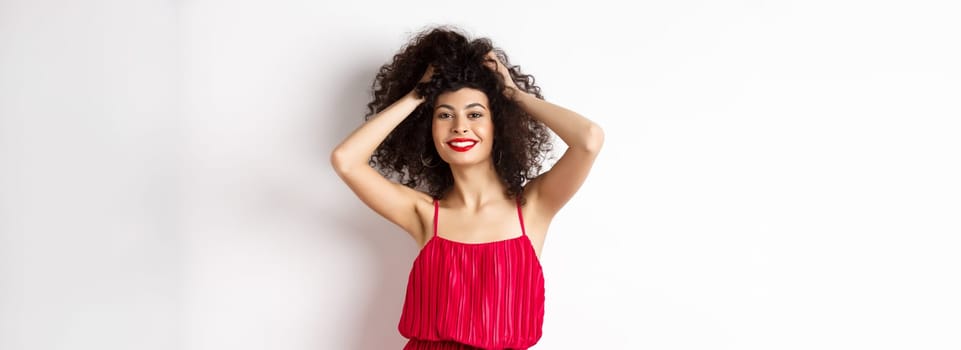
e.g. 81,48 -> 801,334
398,199 -> 545,350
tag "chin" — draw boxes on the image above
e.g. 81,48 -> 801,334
438,146 -> 494,167
440,154 -> 488,166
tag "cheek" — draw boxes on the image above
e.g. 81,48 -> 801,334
478,123 -> 495,140
431,121 -> 443,141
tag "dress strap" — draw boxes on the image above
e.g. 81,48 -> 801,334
432,199 -> 439,237
515,197 -> 527,236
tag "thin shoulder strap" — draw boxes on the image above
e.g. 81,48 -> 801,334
432,199 -> 439,237
516,197 -> 527,236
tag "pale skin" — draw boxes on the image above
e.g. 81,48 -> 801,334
330,52 -> 604,258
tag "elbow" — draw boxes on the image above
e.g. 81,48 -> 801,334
329,146 -> 353,176
331,143 -> 375,177
583,122 -> 604,154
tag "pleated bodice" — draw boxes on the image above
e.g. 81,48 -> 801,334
398,199 -> 545,350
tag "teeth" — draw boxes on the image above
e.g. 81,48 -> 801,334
449,141 -> 475,148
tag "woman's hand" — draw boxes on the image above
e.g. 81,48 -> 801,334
419,64 -> 435,84
484,51 -> 520,95
410,64 -> 435,101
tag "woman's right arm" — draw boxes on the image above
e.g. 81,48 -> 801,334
330,85 -> 432,242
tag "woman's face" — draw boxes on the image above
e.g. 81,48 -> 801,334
431,87 -> 494,167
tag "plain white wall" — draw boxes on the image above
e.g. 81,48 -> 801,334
0,0 -> 182,350
3,0 -> 960,349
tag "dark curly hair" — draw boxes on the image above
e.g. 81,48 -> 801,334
365,25 -> 553,201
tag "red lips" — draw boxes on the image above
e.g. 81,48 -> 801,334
446,138 -> 478,152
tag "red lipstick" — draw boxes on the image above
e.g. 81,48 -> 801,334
446,138 -> 477,152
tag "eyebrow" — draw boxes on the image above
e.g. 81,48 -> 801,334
436,103 -> 488,111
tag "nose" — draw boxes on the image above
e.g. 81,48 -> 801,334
451,118 -> 469,134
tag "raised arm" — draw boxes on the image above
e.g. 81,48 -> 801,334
330,68 -> 434,242
487,53 -> 604,217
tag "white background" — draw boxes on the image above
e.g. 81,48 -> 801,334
1,0 -> 959,349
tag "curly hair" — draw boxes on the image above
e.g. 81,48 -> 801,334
365,25 -> 553,201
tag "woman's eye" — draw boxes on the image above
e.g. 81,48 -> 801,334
438,113 -> 452,119
469,113 -> 482,118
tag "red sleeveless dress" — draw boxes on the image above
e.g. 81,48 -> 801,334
398,199 -> 545,350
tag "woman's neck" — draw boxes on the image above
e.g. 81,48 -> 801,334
445,161 -> 508,210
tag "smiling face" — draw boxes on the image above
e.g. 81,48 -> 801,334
431,87 -> 495,167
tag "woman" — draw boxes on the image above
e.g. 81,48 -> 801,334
330,26 -> 604,349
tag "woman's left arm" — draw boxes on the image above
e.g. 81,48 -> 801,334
487,53 -> 605,217
518,91 -> 604,216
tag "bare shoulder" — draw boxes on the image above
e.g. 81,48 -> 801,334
521,180 -> 559,222
519,188 -> 557,256
410,192 -> 438,247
